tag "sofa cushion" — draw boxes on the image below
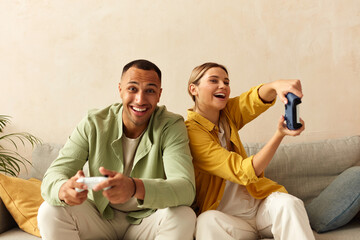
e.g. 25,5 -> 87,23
0,174 -> 43,237
243,136 -> 360,204
0,227 -> 42,239
306,166 -> 360,233
30,143 -> 63,180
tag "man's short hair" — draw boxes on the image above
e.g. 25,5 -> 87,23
122,59 -> 162,82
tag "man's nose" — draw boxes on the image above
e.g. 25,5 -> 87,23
135,91 -> 145,104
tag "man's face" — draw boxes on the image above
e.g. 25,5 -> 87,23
119,67 -> 162,137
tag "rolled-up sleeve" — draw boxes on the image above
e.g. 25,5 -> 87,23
139,118 -> 195,209
41,117 -> 90,205
227,84 -> 276,130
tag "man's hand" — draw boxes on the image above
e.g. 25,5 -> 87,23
58,170 -> 88,205
93,167 -> 143,204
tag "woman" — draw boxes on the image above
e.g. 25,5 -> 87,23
185,62 -> 315,240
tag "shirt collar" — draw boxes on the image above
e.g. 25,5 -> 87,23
187,108 -> 218,132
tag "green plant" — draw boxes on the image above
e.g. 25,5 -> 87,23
0,115 -> 42,176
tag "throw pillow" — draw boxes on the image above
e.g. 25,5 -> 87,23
0,174 -> 43,237
305,166 -> 360,233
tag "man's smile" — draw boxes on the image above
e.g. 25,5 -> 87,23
131,106 -> 147,112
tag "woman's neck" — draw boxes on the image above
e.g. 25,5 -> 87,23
194,105 -> 220,126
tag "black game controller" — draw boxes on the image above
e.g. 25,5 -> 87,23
284,93 -> 302,130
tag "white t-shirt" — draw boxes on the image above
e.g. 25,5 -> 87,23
110,133 -> 142,212
216,123 -> 261,219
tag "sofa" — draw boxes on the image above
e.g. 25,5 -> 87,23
0,136 -> 359,239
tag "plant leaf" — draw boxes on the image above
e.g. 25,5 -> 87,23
0,115 -> 11,133
0,115 -> 41,176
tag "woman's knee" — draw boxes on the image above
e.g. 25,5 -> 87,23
197,210 -> 217,227
271,192 -> 305,210
197,210 -> 257,239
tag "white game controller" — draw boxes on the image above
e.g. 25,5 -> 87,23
75,177 -> 111,192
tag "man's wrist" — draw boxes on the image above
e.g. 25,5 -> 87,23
129,177 -> 136,198
132,178 -> 145,200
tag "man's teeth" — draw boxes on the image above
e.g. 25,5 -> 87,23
133,107 -> 146,112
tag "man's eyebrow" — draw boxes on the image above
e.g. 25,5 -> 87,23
127,81 -> 139,85
147,83 -> 160,88
126,81 -> 160,88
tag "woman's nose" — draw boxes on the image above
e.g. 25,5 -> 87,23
218,81 -> 226,89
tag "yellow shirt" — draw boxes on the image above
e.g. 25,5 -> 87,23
185,84 -> 287,214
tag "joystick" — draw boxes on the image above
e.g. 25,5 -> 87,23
75,177 -> 111,192
284,93 -> 302,130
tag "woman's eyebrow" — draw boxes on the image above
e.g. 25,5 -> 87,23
208,75 -> 230,81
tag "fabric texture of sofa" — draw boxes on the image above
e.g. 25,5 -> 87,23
0,136 -> 359,239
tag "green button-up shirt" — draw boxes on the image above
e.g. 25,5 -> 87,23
41,104 -> 195,224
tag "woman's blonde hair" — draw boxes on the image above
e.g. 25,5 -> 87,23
187,62 -> 228,101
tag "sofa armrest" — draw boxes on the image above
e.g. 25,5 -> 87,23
0,196 -> 17,234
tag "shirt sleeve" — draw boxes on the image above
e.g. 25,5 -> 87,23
41,117 -> 90,206
226,84 -> 276,130
187,123 -> 260,186
139,118 -> 196,209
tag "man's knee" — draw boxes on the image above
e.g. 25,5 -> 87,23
38,201 -> 61,227
165,206 -> 196,228
38,201 -> 69,238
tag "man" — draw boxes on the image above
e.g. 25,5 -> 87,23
38,59 -> 196,240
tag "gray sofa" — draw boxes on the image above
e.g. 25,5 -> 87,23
0,136 -> 359,239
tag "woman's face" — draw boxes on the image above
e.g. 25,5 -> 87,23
190,67 -> 231,112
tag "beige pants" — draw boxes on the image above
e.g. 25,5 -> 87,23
38,200 -> 196,240
196,192 -> 315,240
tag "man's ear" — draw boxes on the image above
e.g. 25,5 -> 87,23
157,88 -> 162,103
118,82 -> 122,95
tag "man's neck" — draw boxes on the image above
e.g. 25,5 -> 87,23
123,125 -> 146,139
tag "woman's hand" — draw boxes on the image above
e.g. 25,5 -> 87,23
259,79 -> 303,104
273,79 -> 303,104
276,115 -> 305,137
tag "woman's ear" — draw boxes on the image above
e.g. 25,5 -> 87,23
189,83 -> 198,97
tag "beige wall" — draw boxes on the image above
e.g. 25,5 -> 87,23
1,1 -> 360,166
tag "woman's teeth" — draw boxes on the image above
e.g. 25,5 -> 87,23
214,93 -> 225,98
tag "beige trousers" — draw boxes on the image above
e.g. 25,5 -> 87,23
38,200 -> 196,240
196,192 -> 315,240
